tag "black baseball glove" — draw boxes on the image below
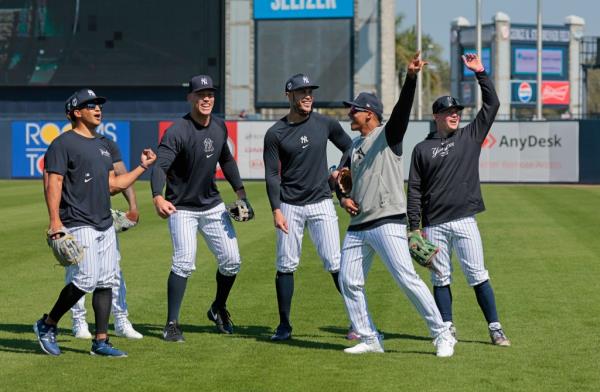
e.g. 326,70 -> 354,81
227,198 -> 255,222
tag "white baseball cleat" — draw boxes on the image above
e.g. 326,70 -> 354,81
445,321 -> 457,339
115,319 -> 143,339
344,339 -> 384,354
73,320 -> 93,339
433,330 -> 457,357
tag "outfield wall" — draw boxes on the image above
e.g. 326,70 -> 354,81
1,119 -> 598,183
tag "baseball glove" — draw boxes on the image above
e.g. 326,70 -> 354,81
408,230 -> 440,274
111,209 -> 139,232
227,198 -> 255,222
46,227 -> 84,267
336,167 -> 352,197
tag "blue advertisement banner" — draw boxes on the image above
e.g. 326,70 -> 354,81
11,121 -> 130,178
511,81 -> 538,104
254,0 -> 353,19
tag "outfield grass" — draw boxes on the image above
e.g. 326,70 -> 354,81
0,180 -> 599,391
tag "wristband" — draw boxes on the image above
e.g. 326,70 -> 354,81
140,162 -> 148,170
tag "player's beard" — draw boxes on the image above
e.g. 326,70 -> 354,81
293,98 -> 312,116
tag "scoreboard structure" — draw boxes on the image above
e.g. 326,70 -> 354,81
450,13 -> 585,119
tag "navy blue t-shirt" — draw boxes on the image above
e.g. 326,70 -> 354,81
44,131 -> 115,230
263,112 -> 352,210
150,114 -> 244,211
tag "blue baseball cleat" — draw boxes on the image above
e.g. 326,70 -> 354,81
33,315 -> 61,356
90,338 -> 128,357
270,325 -> 292,341
207,305 -> 234,334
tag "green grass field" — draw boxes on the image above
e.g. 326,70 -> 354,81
1,180 -> 599,391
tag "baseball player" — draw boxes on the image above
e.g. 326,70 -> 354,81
151,75 -> 249,342
407,53 -> 510,346
337,52 -> 456,356
64,136 -> 143,340
34,89 -> 156,356
263,73 -> 353,341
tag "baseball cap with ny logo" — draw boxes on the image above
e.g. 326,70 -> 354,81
189,75 -> 217,93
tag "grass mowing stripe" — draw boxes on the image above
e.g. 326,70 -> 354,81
1,181 -> 599,391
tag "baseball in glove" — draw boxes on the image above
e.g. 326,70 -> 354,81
408,230 -> 440,274
336,167 -> 352,197
227,198 -> 255,222
47,227 -> 84,267
111,209 -> 139,232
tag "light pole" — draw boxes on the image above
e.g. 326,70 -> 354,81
536,0 -> 543,120
416,0 -> 423,119
475,0 -> 482,110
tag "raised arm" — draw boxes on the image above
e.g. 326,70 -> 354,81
108,149 -> 156,193
462,54 -> 500,143
385,51 -> 426,155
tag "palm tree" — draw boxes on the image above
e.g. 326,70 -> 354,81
395,14 -> 450,117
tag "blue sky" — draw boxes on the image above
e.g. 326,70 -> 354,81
396,0 -> 599,61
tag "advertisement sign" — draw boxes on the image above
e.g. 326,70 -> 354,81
148,120 -> 578,183
254,0 -> 354,20
157,120 -> 237,180
513,47 -> 566,77
510,26 -> 570,43
11,121 -> 130,178
511,81 -> 569,105
479,122 -> 578,182
236,122 -> 269,179
517,81 -> 533,103
541,81 -> 570,105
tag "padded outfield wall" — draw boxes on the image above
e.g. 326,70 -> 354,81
0,119 -> 598,183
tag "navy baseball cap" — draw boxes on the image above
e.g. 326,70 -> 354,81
189,75 -> 217,93
343,92 -> 384,120
285,73 -> 319,92
432,96 -> 464,114
65,89 -> 106,114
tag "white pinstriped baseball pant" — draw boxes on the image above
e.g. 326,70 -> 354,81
423,216 -> 489,287
339,223 -> 447,343
168,203 -> 241,278
276,199 -> 341,273
67,242 -> 129,321
65,226 -> 120,293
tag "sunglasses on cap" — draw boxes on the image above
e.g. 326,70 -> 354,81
349,106 -> 369,115
439,108 -> 462,116
76,102 -> 103,111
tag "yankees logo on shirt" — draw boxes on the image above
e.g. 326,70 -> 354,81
431,142 -> 454,158
204,138 -> 214,153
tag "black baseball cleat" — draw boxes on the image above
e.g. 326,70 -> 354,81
207,305 -> 234,334
163,321 -> 185,342
270,325 -> 292,341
